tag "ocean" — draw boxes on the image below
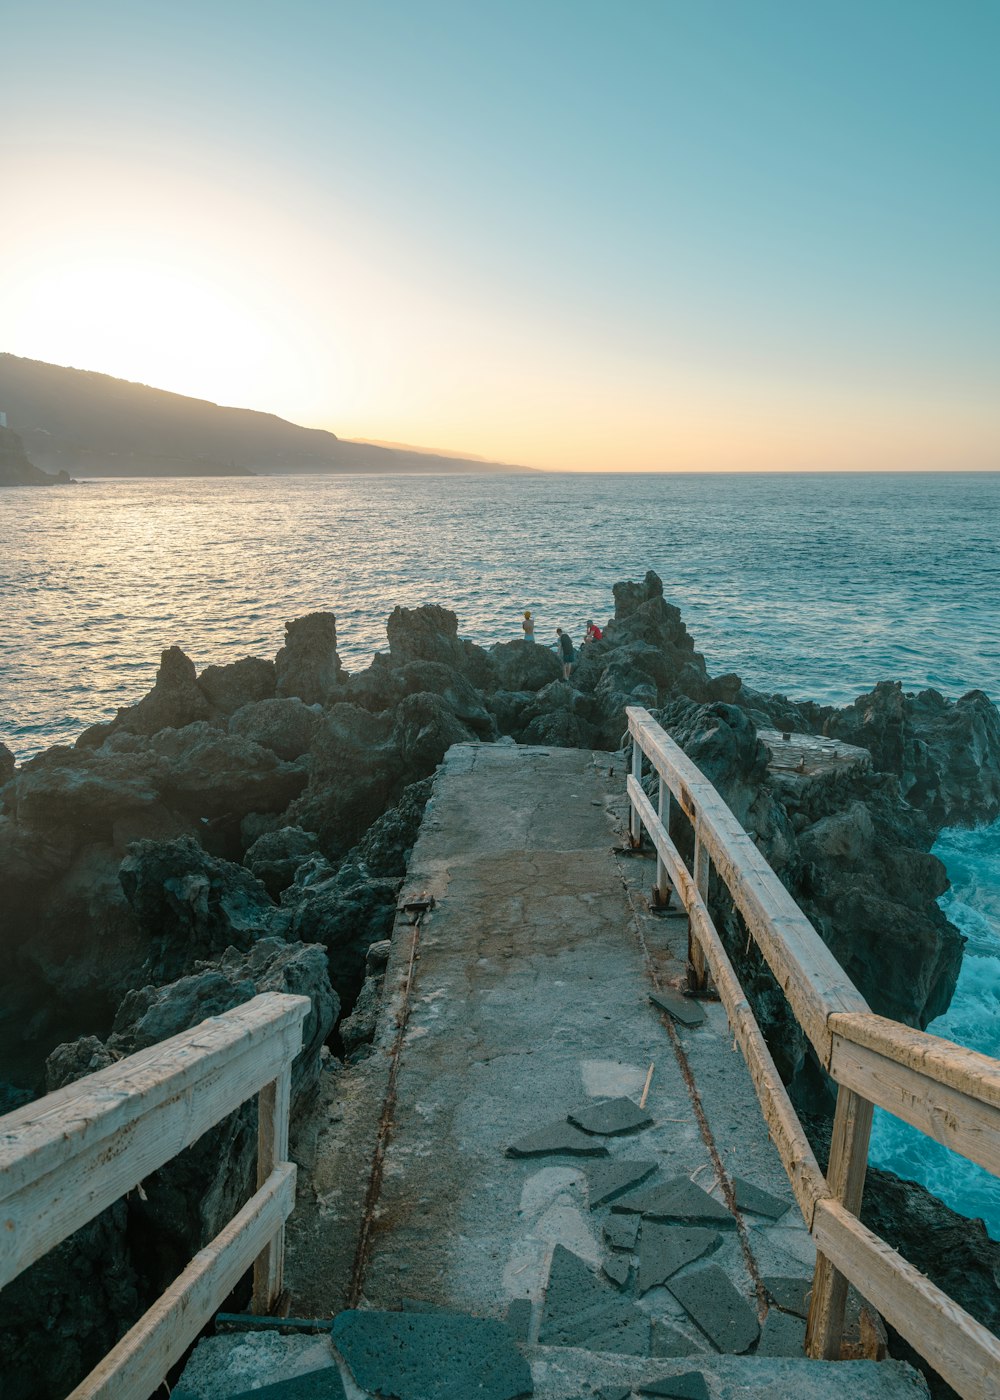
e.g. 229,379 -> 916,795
1,469 -> 998,1233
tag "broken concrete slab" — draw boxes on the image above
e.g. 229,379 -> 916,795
638,1223 -> 722,1294
506,1120 -> 611,1157
587,1158 -> 658,1208
757,1309 -> 807,1357
650,1319 -> 706,1358
762,1275 -> 812,1319
331,1309 -> 533,1400
637,1372 -> 710,1399
731,1176 -> 791,1220
649,989 -> 706,1027
505,1298 -> 533,1342
603,1214 -> 641,1252
668,1265 -> 760,1354
539,1244 -> 650,1355
612,1176 -> 733,1227
228,1369 -> 347,1400
603,1253 -> 631,1288
568,1096 -> 654,1136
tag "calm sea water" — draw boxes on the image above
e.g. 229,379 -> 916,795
1,470 -> 998,1230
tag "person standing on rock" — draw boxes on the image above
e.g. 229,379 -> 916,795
522,610 -> 535,642
556,627 -> 575,680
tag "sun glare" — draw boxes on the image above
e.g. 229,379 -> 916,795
9,252 -> 274,405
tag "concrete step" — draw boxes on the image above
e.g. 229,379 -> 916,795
176,1326 -> 930,1400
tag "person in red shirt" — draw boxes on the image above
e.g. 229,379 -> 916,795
585,619 -> 603,643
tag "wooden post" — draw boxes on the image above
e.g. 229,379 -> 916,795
806,1085 -> 874,1359
252,1065 -> 292,1312
654,775 -> 671,906
629,738 -> 643,847
688,825 -> 709,991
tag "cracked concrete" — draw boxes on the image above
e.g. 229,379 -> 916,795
185,742 -> 927,1400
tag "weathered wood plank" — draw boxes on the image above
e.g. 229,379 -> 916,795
655,774 -> 669,904
830,1031 -> 1000,1177
690,826 -> 710,991
0,994 -> 309,1197
67,1163 -> 296,1400
252,1065 -> 292,1312
629,737 -> 643,845
0,1005 -> 307,1289
806,1086 -> 874,1359
813,1197 -> 1000,1400
628,708 -> 869,1063
831,1011 -> 1000,1111
627,777 -> 829,1223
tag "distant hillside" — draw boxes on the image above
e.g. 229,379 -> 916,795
0,355 -> 530,477
0,424 -> 74,487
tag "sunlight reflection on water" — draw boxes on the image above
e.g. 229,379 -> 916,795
1,471 -> 998,757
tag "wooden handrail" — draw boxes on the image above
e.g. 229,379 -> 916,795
628,709 -> 869,1063
0,991 -> 310,1399
626,707 -> 1000,1400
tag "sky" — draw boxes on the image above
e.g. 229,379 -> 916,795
2,1 -> 998,471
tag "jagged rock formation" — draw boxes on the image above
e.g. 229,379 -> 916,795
2,571 -> 999,1400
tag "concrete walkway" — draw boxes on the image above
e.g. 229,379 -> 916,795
180,743 -> 928,1400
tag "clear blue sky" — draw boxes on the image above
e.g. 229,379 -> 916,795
3,1 -> 998,469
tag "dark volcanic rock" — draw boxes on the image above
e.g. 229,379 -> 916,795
198,656 -> 276,714
274,612 -> 345,705
289,704 -> 400,854
116,646 -> 214,736
490,638 -> 563,692
288,858 -> 398,1012
119,835 -> 278,982
824,681 -> 1000,828
44,1035 -> 116,1089
149,723 -> 307,819
244,825 -> 322,898
0,741 -> 16,783
386,602 -> 488,677
353,778 -> 433,878
229,696 -> 321,760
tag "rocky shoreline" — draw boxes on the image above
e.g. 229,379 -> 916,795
1,571 -> 998,1398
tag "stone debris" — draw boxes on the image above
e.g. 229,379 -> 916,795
756,1308 -> 808,1356
538,1244 -> 650,1355
668,1265 -> 760,1354
649,989 -> 706,1027
638,1223 -> 722,1294
506,1120 -> 611,1157
568,1096 -> 654,1136
596,1389 -> 632,1400
651,1319 -> 706,1357
587,1158 -> 659,1208
603,1214 -> 642,1251
637,1372 -> 710,1399
227,1369 -> 347,1400
731,1176 -> 791,1219
762,1275 -> 812,1319
612,1175 -> 733,1226
331,1309 -> 534,1400
505,1297 -> 533,1341
602,1253 -> 631,1288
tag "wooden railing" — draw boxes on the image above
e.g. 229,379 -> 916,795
627,707 -> 1000,1400
0,992 -> 310,1400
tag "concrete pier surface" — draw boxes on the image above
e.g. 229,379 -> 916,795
180,742 -> 928,1400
